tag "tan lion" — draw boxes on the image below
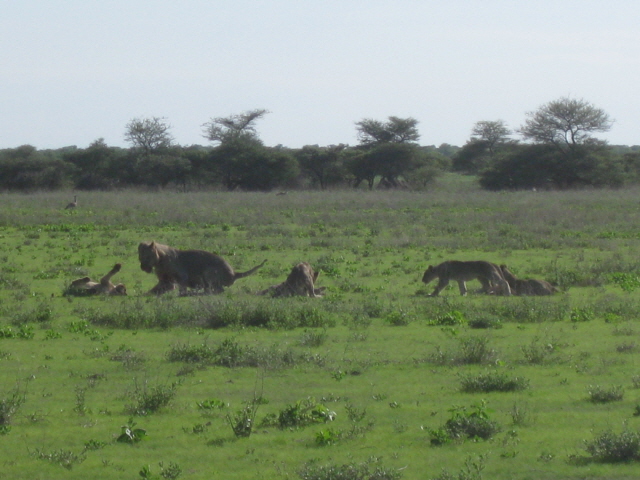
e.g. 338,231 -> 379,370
138,241 -> 267,295
66,263 -> 127,296
257,262 -> 325,298
499,265 -> 558,296
422,260 -> 511,297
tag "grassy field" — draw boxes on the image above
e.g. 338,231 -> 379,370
2,177 -> 640,479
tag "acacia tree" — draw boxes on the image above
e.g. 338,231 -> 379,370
519,97 -> 612,154
202,109 -> 269,146
124,117 -> 173,154
201,109 -> 298,191
471,120 -> 512,155
350,116 -> 423,188
355,116 -> 420,145
480,98 -> 617,190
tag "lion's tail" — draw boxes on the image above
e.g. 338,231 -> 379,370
234,259 -> 267,280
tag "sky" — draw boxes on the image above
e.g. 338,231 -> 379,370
2,0 -> 639,150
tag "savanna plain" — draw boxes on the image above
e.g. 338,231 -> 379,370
3,176 -> 640,480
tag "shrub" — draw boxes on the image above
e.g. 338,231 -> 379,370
0,385 -> 25,426
126,380 -> 180,415
520,337 -> 558,365
226,400 -> 260,438
299,329 -> 328,347
457,336 -> 497,365
430,401 -> 500,445
467,316 -> 502,329
587,385 -> 624,403
431,310 -> 465,326
459,371 -> 529,393
297,458 -> 402,480
583,429 -> 640,462
260,397 -> 335,429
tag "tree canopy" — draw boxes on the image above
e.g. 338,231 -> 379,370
519,97 -> 612,153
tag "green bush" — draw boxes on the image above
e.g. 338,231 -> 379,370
430,401 -> 500,445
459,371 -> 529,393
583,429 -> 640,462
297,458 -> 402,480
587,385 -> 624,403
260,397 -> 335,429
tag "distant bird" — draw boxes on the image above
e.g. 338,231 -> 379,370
65,195 -> 77,210
276,191 -> 288,196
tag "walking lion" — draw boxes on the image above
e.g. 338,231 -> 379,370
422,260 -> 511,297
257,262 -> 325,298
66,263 -> 127,296
138,241 -> 267,295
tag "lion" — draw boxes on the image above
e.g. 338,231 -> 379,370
138,241 -> 267,295
499,265 -> 558,296
257,262 -> 325,298
66,263 -> 127,296
421,260 -> 511,297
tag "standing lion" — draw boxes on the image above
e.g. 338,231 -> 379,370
66,263 -> 127,296
138,241 -> 267,295
257,262 -> 325,298
422,260 -> 511,297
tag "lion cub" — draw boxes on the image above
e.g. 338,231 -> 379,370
422,260 -> 510,297
67,263 -> 127,296
499,265 -> 558,296
257,262 -> 325,298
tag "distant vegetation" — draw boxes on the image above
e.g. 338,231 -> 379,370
2,97 -> 638,192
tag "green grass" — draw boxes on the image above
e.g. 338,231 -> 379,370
3,181 -> 640,479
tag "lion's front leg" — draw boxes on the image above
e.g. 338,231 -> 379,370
429,278 -> 449,297
457,280 -> 468,296
149,281 -> 176,296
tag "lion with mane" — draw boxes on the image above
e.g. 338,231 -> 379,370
138,241 -> 266,295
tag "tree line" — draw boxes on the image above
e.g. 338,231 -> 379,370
1,97 -> 639,192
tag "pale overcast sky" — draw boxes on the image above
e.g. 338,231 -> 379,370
2,1 -> 639,150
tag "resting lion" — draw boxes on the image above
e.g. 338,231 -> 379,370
66,263 -> 127,296
499,265 -> 558,296
422,260 -> 511,297
138,241 -> 267,295
257,262 -> 325,298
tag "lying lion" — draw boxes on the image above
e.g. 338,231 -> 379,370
422,260 -> 511,297
138,241 -> 267,295
257,262 -> 325,298
499,265 -> 558,296
66,263 -> 127,296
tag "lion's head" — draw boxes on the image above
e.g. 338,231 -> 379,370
113,284 -> 127,295
422,266 -> 437,284
138,241 -> 160,273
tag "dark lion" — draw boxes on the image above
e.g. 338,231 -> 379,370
499,265 -> 558,296
138,241 -> 267,295
66,263 -> 127,296
257,262 -> 325,298
422,260 -> 511,297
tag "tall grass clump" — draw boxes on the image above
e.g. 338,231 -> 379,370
459,370 -> 529,393
0,385 -> 26,430
297,458 -> 402,480
430,335 -> 498,366
488,297 -> 569,323
201,299 -> 335,330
